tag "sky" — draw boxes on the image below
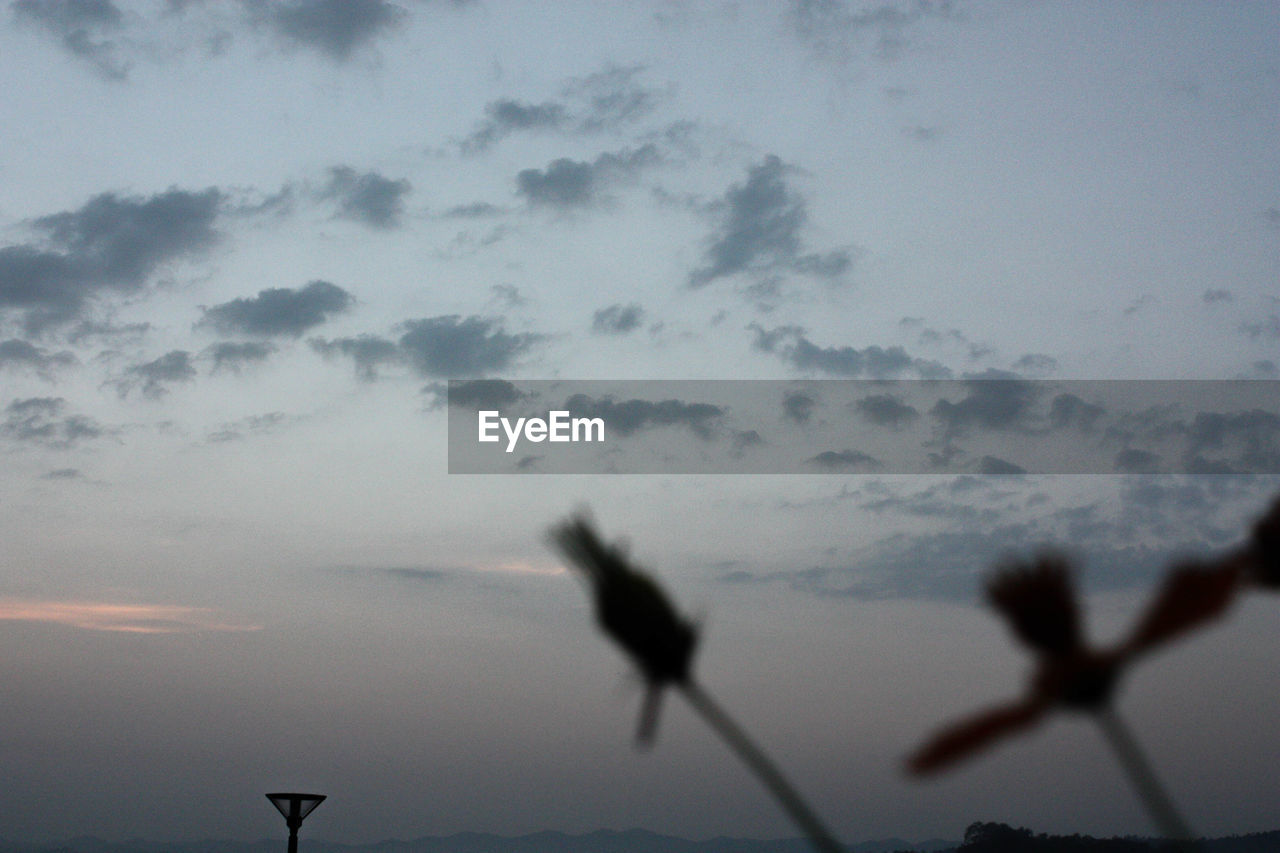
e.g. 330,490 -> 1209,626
2,0 -> 1279,845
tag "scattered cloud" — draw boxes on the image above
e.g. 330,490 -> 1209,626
853,393 -> 919,429
782,390 -> 818,424
11,0 -> 130,80
461,99 -> 569,153
1,397 -> 106,447
0,338 -> 77,375
310,334 -> 401,380
247,0 -> 408,60
805,448 -> 880,471
118,350 -> 197,399
515,145 -> 660,208
206,411 -> 289,442
1239,314 -> 1280,340
442,379 -> 526,410
561,394 -> 724,439
0,188 -> 222,333
199,280 -> 353,338
929,374 -> 1041,436
1203,289 -> 1233,304
789,0 -> 958,62
206,340 -> 277,373
591,303 -> 644,335
690,156 -> 852,288
321,166 -> 412,228
398,315 -> 539,377
750,323 -> 945,378
563,64 -> 663,132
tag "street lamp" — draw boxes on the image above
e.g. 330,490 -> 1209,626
266,793 -> 326,853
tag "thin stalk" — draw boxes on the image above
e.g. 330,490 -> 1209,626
680,680 -> 844,853
1094,707 -> 1198,850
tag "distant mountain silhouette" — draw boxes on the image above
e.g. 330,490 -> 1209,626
5,825 -> 1280,853
0,829 -> 950,853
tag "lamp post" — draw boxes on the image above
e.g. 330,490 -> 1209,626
266,793 -> 326,853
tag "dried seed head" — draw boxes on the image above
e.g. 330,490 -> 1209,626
986,553 -> 1081,656
551,514 -> 698,688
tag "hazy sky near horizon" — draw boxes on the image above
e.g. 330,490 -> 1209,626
2,0 -> 1280,846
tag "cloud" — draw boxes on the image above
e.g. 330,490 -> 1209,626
459,65 -> 664,153
789,0 -> 957,62
398,315 -> 538,377
0,188 -> 221,333
207,411 -> 289,442
1047,392 -> 1106,431
561,394 -> 724,439
1,397 -> 105,447
11,0 -> 130,80
119,350 -> 197,399
853,393 -> 919,429
591,303 -> 644,335
563,64 -> 662,132
750,323 -> 943,378
310,334 -> 401,380
1202,289 -> 1233,304
690,155 -> 852,287
249,0 -> 408,60
929,374 -> 1042,435
461,99 -> 569,153
515,145 -> 660,208
783,390 -> 818,424
0,339 -> 76,375
322,166 -> 412,228
0,597 -> 260,633
976,455 -> 1026,475
199,280 -> 353,337
206,341 -> 277,373
805,449 -> 880,471
1240,314 -> 1280,340
445,379 -> 526,410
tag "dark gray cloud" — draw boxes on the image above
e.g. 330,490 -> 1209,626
0,188 -> 222,333
782,390 -> 818,424
853,393 -> 919,429
750,323 -> 944,378
461,99 -> 569,153
458,66 -> 662,153
206,341 -> 277,373
383,567 -> 448,583
1114,448 -> 1162,474
1203,289 -> 1233,304
199,280 -> 353,337
1,397 -> 105,447
591,303 -> 643,335
805,449 -> 880,471
117,350 -> 196,399
929,374 -> 1041,435
322,166 -> 411,228
1240,314 -> 1280,340
310,335 -> 401,380
515,145 -> 660,208
444,379 -> 526,410
11,0 -> 129,80
444,202 -> 503,219
690,156 -> 852,287
1048,392 -> 1106,431
398,315 -> 538,377
0,339 -> 77,374
1011,353 -> 1057,375
249,0 -> 408,60
561,394 -> 724,439
976,455 -> 1026,475
41,467 -> 83,480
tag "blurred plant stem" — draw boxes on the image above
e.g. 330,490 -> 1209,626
1094,707 -> 1198,850
680,681 -> 844,853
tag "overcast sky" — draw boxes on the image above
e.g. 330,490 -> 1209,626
2,0 -> 1280,846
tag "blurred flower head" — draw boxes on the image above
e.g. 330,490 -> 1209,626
908,548 -> 1242,775
1248,494 -> 1280,589
550,513 -> 699,743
